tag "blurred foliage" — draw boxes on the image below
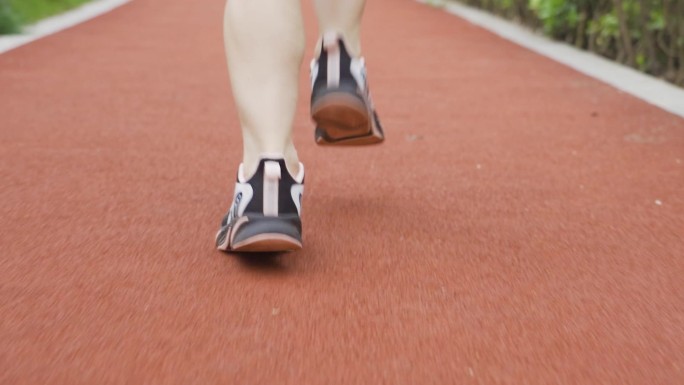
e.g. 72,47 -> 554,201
456,0 -> 684,86
0,0 -> 20,34
0,0 -> 90,34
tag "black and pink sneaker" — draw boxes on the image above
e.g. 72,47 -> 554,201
215,157 -> 304,252
310,33 -> 385,146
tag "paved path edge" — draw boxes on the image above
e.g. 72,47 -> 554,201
0,0 -> 132,54
420,0 -> 684,120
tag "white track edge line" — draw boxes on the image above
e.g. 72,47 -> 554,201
419,0 -> 684,120
0,0 -> 132,55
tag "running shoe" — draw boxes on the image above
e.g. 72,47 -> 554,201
310,32 -> 385,145
215,157 -> 304,252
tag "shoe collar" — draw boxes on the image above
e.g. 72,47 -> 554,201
238,154 -> 304,183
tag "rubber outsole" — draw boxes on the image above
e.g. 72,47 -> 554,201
231,233 -> 302,252
311,91 -> 384,146
312,92 -> 371,140
216,215 -> 302,253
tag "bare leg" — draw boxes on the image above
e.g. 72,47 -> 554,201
223,0 -> 304,176
314,0 -> 366,57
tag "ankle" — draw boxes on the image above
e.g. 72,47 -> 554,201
315,31 -> 362,59
242,147 -> 300,180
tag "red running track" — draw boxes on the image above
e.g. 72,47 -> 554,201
1,0 -> 683,383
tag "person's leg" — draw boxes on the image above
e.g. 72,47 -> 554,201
217,0 -> 305,252
223,0 -> 304,177
313,0 -> 365,57
309,0 -> 385,146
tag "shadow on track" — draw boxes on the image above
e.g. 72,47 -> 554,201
232,252 -> 291,274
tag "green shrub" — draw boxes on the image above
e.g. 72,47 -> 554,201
9,0 -> 91,25
0,0 -> 20,34
529,0 -> 579,37
453,0 -> 684,86
0,0 -> 91,34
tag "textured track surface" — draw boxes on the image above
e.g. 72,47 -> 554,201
1,1 -> 683,384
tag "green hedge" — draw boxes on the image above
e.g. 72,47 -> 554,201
455,0 -> 684,86
0,0 -> 90,34
0,0 -> 20,34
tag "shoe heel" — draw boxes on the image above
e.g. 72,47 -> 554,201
231,215 -> 302,252
312,91 -> 371,140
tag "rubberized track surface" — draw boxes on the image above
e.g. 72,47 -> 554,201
1,0 -> 683,383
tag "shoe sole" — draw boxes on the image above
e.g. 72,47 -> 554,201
312,92 -> 371,140
311,92 -> 371,137
311,92 -> 384,146
311,91 -> 385,146
231,233 -> 302,252
216,215 -> 302,253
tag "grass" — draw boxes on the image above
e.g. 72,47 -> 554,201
10,0 -> 92,24
0,0 -> 91,34
0,0 -> 20,34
